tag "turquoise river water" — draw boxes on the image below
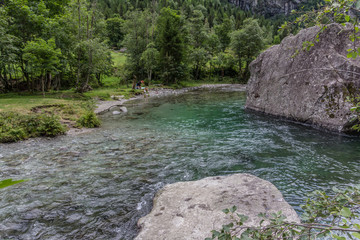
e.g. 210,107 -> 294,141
0,89 -> 359,239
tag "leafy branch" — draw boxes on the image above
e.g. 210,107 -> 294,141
207,185 -> 360,240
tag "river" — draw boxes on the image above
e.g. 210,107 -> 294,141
0,88 -> 359,239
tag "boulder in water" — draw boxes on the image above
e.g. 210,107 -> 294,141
112,111 -> 121,115
119,107 -> 128,113
135,174 -> 299,240
246,23 -> 360,133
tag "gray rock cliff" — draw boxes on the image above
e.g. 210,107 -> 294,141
135,174 -> 299,240
245,23 -> 360,133
228,0 -> 305,16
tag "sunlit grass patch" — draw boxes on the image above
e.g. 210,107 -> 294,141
111,51 -> 127,67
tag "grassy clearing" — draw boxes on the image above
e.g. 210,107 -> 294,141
111,51 -> 127,67
101,76 -> 120,88
0,92 -> 103,142
0,92 -> 85,113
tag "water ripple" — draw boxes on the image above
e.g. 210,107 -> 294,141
0,90 -> 359,239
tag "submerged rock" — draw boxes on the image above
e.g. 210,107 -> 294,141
119,107 -> 128,113
135,174 -> 299,240
246,23 -> 360,133
112,111 -> 121,115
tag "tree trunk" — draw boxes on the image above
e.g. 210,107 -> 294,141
41,74 -> 45,97
195,64 -> 200,80
243,60 -> 250,80
8,68 -> 13,90
82,3 -> 96,92
208,63 -> 211,82
97,73 -> 102,86
132,75 -> 137,89
46,72 -> 52,91
238,58 -> 242,82
20,63 -> 31,91
57,74 -> 61,91
0,70 -> 11,91
76,0 -> 81,90
149,69 -> 152,86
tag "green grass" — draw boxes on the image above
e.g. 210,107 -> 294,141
111,51 -> 127,67
0,92 -> 85,113
101,76 -> 121,88
83,88 -> 116,100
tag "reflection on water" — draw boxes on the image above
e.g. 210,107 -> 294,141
0,89 -> 359,239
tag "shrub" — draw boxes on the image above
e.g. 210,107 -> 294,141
36,115 -> 66,137
0,127 -> 27,143
0,112 -> 66,143
207,185 -> 360,240
76,111 -> 101,128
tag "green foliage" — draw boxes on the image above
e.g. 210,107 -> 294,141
0,179 -> 26,189
349,96 -> 360,131
23,38 -> 61,75
36,114 -> 67,137
230,18 -> 265,81
0,112 -> 66,143
215,15 -> 235,51
0,0 -> 286,92
122,9 -> 155,82
273,35 -> 281,44
106,16 -> 125,49
156,7 -> 187,84
141,43 -> 160,83
76,111 -> 101,128
0,0 -> 113,93
208,185 -> 360,239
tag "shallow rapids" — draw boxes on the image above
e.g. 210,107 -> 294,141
0,89 -> 359,239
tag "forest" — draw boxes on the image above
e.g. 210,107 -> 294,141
1,1 -> 360,240
0,0 -> 302,94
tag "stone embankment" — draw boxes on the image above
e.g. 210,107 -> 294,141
246,23 -> 360,133
135,174 -> 299,240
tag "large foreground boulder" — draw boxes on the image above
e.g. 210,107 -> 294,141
135,174 -> 299,240
246,23 -> 360,133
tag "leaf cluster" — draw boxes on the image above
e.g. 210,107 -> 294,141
207,185 -> 360,240
0,112 -> 66,142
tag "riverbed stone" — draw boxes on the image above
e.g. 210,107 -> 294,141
112,111 -> 121,115
246,23 -> 360,133
119,107 -> 128,113
135,174 -> 299,240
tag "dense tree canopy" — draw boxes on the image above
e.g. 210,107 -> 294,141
0,0 -> 322,93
